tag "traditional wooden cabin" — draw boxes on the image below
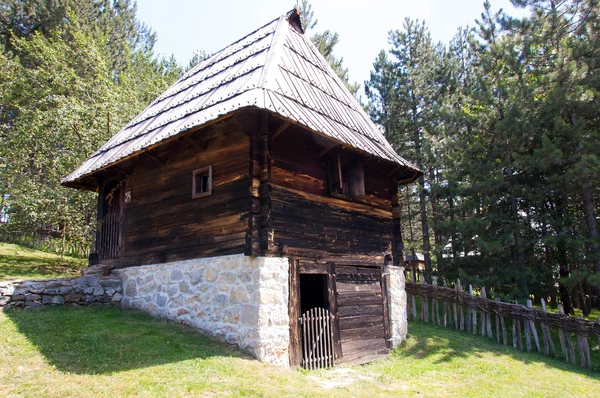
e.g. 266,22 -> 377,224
63,9 -> 420,367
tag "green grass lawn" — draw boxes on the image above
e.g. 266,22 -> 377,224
0,242 -> 86,281
1,306 -> 599,397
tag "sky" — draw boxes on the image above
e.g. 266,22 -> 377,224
136,0 -> 527,92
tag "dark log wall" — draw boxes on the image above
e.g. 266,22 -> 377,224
116,121 -> 250,266
270,126 -> 394,260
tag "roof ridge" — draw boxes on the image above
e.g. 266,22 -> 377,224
258,15 -> 288,89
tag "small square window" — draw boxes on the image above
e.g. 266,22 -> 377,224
328,153 -> 365,198
192,166 -> 212,198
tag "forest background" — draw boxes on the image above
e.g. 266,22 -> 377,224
0,0 -> 598,315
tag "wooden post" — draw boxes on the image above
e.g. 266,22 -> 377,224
423,281 -> 429,324
524,317 -> 532,352
288,259 -> 302,367
470,285 -> 477,335
513,317 -> 518,349
577,314 -> 591,369
421,293 -> 426,323
494,297 -> 501,345
327,262 -> 342,360
412,295 -> 417,321
485,289 -> 493,339
457,279 -> 464,331
558,305 -> 570,362
566,331 -> 577,365
435,282 -> 441,325
466,285 -> 472,334
432,277 -> 439,326
480,288 -> 487,337
526,300 -> 541,353
540,299 -> 556,356
516,317 -> 524,351
453,280 -> 459,330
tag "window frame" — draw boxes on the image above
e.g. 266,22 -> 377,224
192,165 -> 213,199
328,153 -> 365,199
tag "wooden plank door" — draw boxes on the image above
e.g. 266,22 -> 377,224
335,265 -> 389,365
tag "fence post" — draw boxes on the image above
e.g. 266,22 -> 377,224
526,300 -> 541,353
496,297 -> 508,346
577,314 -> 591,368
470,285 -> 477,335
557,305 -> 570,362
432,277 -> 439,326
540,299 -> 556,356
466,285 -> 472,334
443,281 -> 449,328
480,287 -> 487,337
453,279 -> 459,330
494,297 -> 500,344
412,294 -> 417,321
457,279 -> 464,331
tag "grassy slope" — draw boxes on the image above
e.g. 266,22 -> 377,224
1,307 -> 599,397
0,243 -> 86,281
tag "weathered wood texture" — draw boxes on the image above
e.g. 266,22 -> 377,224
335,265 -> 389,364
269,124 -> 396,261
406,283 -> 600,337
288,259 -> 302,367
271,185 -> 392,258
407,281 -> 600,369
113,119 -> 250,266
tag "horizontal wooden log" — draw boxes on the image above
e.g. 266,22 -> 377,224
337,292 -> 384,307
340,325 -> 386,342
338,304 -> 384,318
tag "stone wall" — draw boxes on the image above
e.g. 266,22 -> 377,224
116,254 -> 290,366
386,265 -> 408,348
0,275 -> 122,309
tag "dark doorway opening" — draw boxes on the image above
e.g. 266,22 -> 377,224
300,273 -> 329,314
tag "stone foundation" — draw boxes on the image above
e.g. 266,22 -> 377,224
116,254 -> 290,366
386,265 -> 408,348
0,275 -> 122,309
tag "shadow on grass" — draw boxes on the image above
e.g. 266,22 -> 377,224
398,321 -> 600,380
4,306 -> 244,375
0,254 -> 85,280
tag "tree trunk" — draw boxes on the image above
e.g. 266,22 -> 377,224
429,168 -> 443,277
582,177 -> 600,273
505,144 -> 527,296
418,174 -> 432,283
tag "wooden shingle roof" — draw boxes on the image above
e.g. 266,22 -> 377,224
63,9 -> 419,187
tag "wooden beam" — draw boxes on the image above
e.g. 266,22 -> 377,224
288,259 -> 302,367
272,121 -> 291,140
386,165 -> 402,180
183,135 -> 204,150
143,151 -> 166,165
112,165 -> 130,176
319,143 -> 339,158
231,116 -> 252,137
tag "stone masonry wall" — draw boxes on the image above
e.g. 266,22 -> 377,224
0,275 -> 122,309
116,254 -> 290,366
386,265 -> 408,348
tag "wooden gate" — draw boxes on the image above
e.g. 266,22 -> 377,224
299,307 -> 335,369
98,213 -> 122,259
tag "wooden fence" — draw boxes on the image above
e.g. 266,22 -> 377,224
406,279 -> 600,369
